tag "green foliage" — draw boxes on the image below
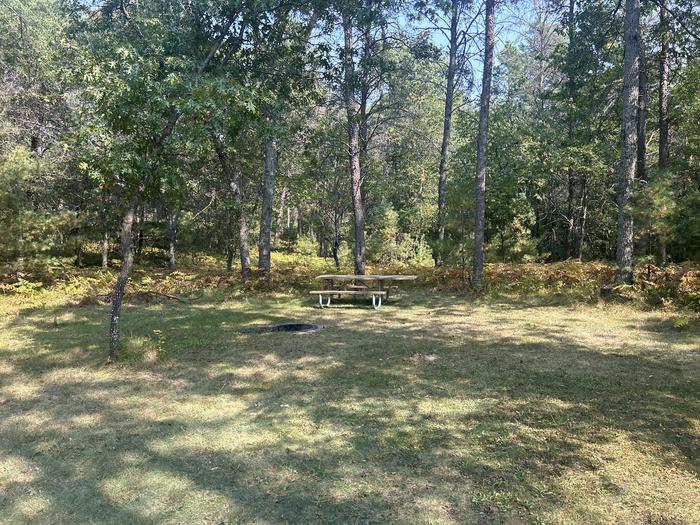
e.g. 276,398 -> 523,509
293,234 -> 318,257
0,147 -> 77,259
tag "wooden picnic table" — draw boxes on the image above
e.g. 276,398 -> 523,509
311,274 -> 417,309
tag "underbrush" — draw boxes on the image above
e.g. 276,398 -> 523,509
1,251 -> 698,314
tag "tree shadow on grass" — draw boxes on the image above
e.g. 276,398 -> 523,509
0,296 -> 698,523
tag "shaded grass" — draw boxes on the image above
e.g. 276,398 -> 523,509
0,288 -> 699,524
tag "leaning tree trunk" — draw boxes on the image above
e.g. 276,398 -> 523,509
258,137 -> 277,273
472,0 -> 495,290
343,13 -> 366,275
436,0 -> 459,267
108,202 -> 136,362
615,0 -> 641,285
657,0 -> 670,266
213,134 -> 251,277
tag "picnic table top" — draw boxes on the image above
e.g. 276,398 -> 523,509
315,274 -> 417,281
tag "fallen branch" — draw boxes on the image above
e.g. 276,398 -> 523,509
141,291 -> 191,304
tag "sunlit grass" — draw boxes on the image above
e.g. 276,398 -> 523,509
0,262 -> 698,523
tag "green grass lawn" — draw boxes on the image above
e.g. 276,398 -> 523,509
1,288 -> 699,524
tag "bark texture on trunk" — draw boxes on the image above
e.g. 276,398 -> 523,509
343,14 -> 366,275
436,0 -> 459,267
615,0 -> 640,285
472,0 -> 495,289
213,135 -> 251,277
108,203 -> 136,361
258,137 -> 277,273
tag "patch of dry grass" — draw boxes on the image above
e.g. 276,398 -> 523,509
0,262 -> 699,523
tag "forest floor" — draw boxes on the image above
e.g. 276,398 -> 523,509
0,254 -> 699,524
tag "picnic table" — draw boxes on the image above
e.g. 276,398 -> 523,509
310,274 -> 417,309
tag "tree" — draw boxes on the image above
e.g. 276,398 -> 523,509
472,0 -> 495,289
431,0 -> 472,266
342,12 -> 367,275
615,0 -> 640,285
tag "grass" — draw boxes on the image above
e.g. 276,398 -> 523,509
0,256 -> 699,524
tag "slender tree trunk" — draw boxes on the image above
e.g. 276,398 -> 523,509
343,14 -> 366,275
658,0 -> 670,171
657,0 -> 670,265
108,202 -> 136,362
565,172 -> 575,258
576,177 -> 588,260
332,211 -> 341,270
135,205 -> 145,257
615,0 -> 640,285
75,240 -> 83,267
213,135 -> 251,277
101,193 -> 110,267
564,0 -> 576,259
274,187 -> 287,244
472,0 -> 495,289
436,0 -> 459,267
226,240 -> 235,273
656,236 -> 666,266
168,208 -> 180,271
258,137 -> 277,273
101,230 -> 109,267
637,33 -> 648,183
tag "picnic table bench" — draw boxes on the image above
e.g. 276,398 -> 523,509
310,274 -> 417,309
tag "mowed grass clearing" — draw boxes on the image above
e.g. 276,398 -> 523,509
0,291 -> 698,524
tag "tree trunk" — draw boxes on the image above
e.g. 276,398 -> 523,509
332,211 -> 341,270
101,230 -> 109,267
258,137 -> 277,273
343,14 -> 366,275
213,134 -> 251,277
658,0 -> 670,172
615,0 -> 640,285
75,240 -> 83,267
436,0 -> 459,267
656,235 -> 666,266
226,243 -> 235,272
656,0 -> 670,267
576,177 -> 588,260
637,33 -> 648,183
108,202 -> 136,362
168,208 -> 180,271
101,193 -> 110,267
136,205 -> 144,257
564,0 -> 576,259
565,172 -> 575,258
472,0 -> 495,290
274,187 -> 287,244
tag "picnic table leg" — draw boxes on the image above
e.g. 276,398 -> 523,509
319,294 -> 331,308
372,294 -> 382,309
